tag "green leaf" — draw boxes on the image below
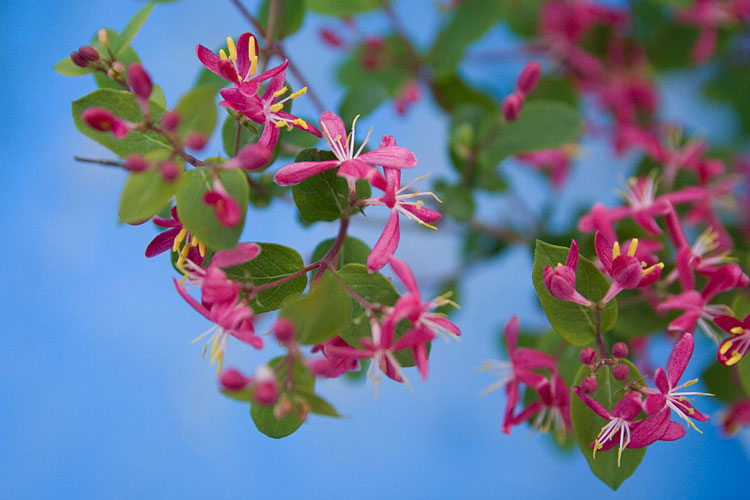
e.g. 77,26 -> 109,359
502,0 -> 543,37
433,179 -> 475,221
92,29 -> 141,90
54,56 -> 94,76
175,167 -> 248,251
479,100 -> 583,166
429,0 -> 506,76
570,361 -> 646,490
703,362 -> 745,404
612,291 -> 675,338
119,156 -> 181,223
306,0 -> 384,16
221,113 -> 259,157
738,357 -> 750,397
281,271 -> 353,345
311,237 -> 371,269
223,243 -> 308,314
296,390 -> 342,417
175,85 -> 218,137
337,264 -> 400,346
258,0 -> 306,39
251,356 -> 314,439
532,240 -> 617,347
220,387 -> 255,403
113,1 -> 156,56
431,73 -> 497,113
72,89 -> 170,157
339,82 -> 389,121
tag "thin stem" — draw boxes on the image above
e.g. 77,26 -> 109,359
595,307 -> 608,358
330,269 -> 378,311
254,262 -> 321,292
74,156 -> 125,167
233,119 -> 242,157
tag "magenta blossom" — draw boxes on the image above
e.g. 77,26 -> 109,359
146,206 -> 205,268
363,136 -> 441,271
196,33 -> 286,88
714,313 -> 750,366
595,232 -> 664,304
516,146 -> 574,189
273,111 -> 417,186
721,399 -> 750,435
82,107 -> 133,138
505,370 -> 572,438
543,239 -> 593,307
203,179 -> 241,227
643,333 -> 710,432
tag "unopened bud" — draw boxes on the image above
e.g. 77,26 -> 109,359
184,132 -> 208,151
127,63 -> 153,103
107,68 -> 118,79
82,107 -> 131,138
516,61 -> 541,97
273,395 -> 293,419
98,28 -> 109,48
124,154 -> 149,172
579,347 -> 597,365
612,363 -> 630,381
502,93 -> 523,121
220,368 -> 250,390
274,318 -> 296,344
161,110 -> 180,132
78,46 -> 100,62
253,380 -> 279,406
581,376 -> 598,394
226,142 -> 272,170
297,401 -> 310,422
320,28 -> 344,48
159,160 -> 179,181
70,51 -> 88,68
612,342 -> 629,359
111,61 -> 125,74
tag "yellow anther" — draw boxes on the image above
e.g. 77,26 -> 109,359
642,262 -> 664,276
273,87 -> 288,98
248,35 -> 256,61
190,235 -> 199,247
249,56 -> 258,78
682,378 -> 699,387
731,326 -> 745,334
198,241 -> 206,258
289,86 -> 308,99
292,118 -> 309,129
688,407 -> 695,415
176,244 -> 190,268
275,120 -> 288,128
172,227 -> 187,252
333,134 -> 342,143
727,351 -> 743,366
416,200 -> 424,209
269,103 -> 284,113
226,37 -> 238,60
617,447 -> 623,468
627,238 -> 638,257
719,341 -> 732,355
613,241 -> 621,259
219,49 -> 228,60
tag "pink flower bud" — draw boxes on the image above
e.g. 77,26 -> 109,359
184,132 -> 208,151
502,93 -> 523,121
579,347 -> 597,365
82,107 -> 131,138
98,28 -> 109,48
274,396 -> 293,419
127,63 -> 153,103
70,51 -> 88,67
612,342 -> 629,359
543,265 -> 592,307
611,256 -> 643,289
159,160 -> 179,181
220,368 -> 250,390
226,142 -> 272,171
612,363 -> 630,381
274,318 -> 296,344
516,61 -> 541,97
320,28 -> 344,48
111,61 -> 125,74
78,46 -> 100,62
254,380 -> 279,406
124,154 -> 149,172
204,181 -> 241,227
161,110 -> 180,132
581,376 -> 597,394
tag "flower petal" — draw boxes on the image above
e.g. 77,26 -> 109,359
358,146 -> 417,169
145,227 -> 179,257
367,212 -> 401,272
212,242 -> 261,268
273,160 -> 339,186
666,333 -> 694,387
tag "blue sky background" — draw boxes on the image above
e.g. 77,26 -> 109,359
1,0 -> 748,498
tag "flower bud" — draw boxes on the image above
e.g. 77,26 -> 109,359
274,318 -> 296,344
226,142 -> 272,170
579,347 -> 597,366
124,154 -> 150,172
82,107 -> 131,138
204,181 -> 241,226
543,265 -> 592,307
516,61 -> 541,97
273,394 -> 293,419
107,68 -> 118,80
611,256 -> 643,289
159,160 -> 179,181
111,61 -> 125,74
320,28 -> 344,48
161,110 -> 180,132
581,376 -> 597,394
612,363 -> 630,381
184,132 -> 208,151
502,93 -> 523,121
70,51 -> 88,68
220,368 -> 250,390
254,380 -> 279,406
98,28 -> 109,48
127,63 -> 153,103
612,342 -> 629,359
78,46 -> 100,62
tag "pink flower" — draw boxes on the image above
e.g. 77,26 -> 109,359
721,399 -> 750,435
310,336 -> 361,378
516,146 -> 574,189
145,206 -> 205,267
714,313 -> 750,366
196,33 -> 286,88
82,107 -> 133,138
273,111 -> 417,186
203,179 -> 241,227
394,80 -> 421,115
595,232 -> 664,304
505,370 -> 571,437
542,239 -> 593,307
643,333 -> 710,432
482,316 -> 557,434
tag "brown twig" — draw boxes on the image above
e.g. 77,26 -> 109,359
74,156 -> 125,167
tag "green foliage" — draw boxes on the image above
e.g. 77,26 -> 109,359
258,0 -> 306,39
532,240 -> 618,347
702,362 -> 745,404
221,113 -> 259,157
337,264 -> 400,346
433,179 -> 475,221
251,356 -> 314,438
223,243 -> 308,314
280,271 -> 352,345
94,29 -> 142,90
431,73 -> 498,113
119,154 -> 181,224
306,0 -> 384,16
296,390 -> 342,417
705,64 -> 750,137
72,89 -> 170,157
175,167 -> 248,251
54,57 -> 94,76
570,361 -> 646,490
501,0 -> 544,37
611,291 -> 675,338
339,82 -> 389,122
112,1 -> 155,56
175,85 -> 218,137
429,0 -> 506,76
311,237 -> 372,269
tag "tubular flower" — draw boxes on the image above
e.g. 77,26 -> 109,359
721,399 -> 750,435
516,145 -> 575,189
363,136 -> 441,271
595,232 -> 664,304
145,206 -> 206,269
505,370 -> 572,439
482,316 -> 557,434
196,32 -> 286,88
714,314 -> 750,366
542,239 -> 593,307
643,333 -> 710,432
204,179 -> 241,227
273,111 -> 417,186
